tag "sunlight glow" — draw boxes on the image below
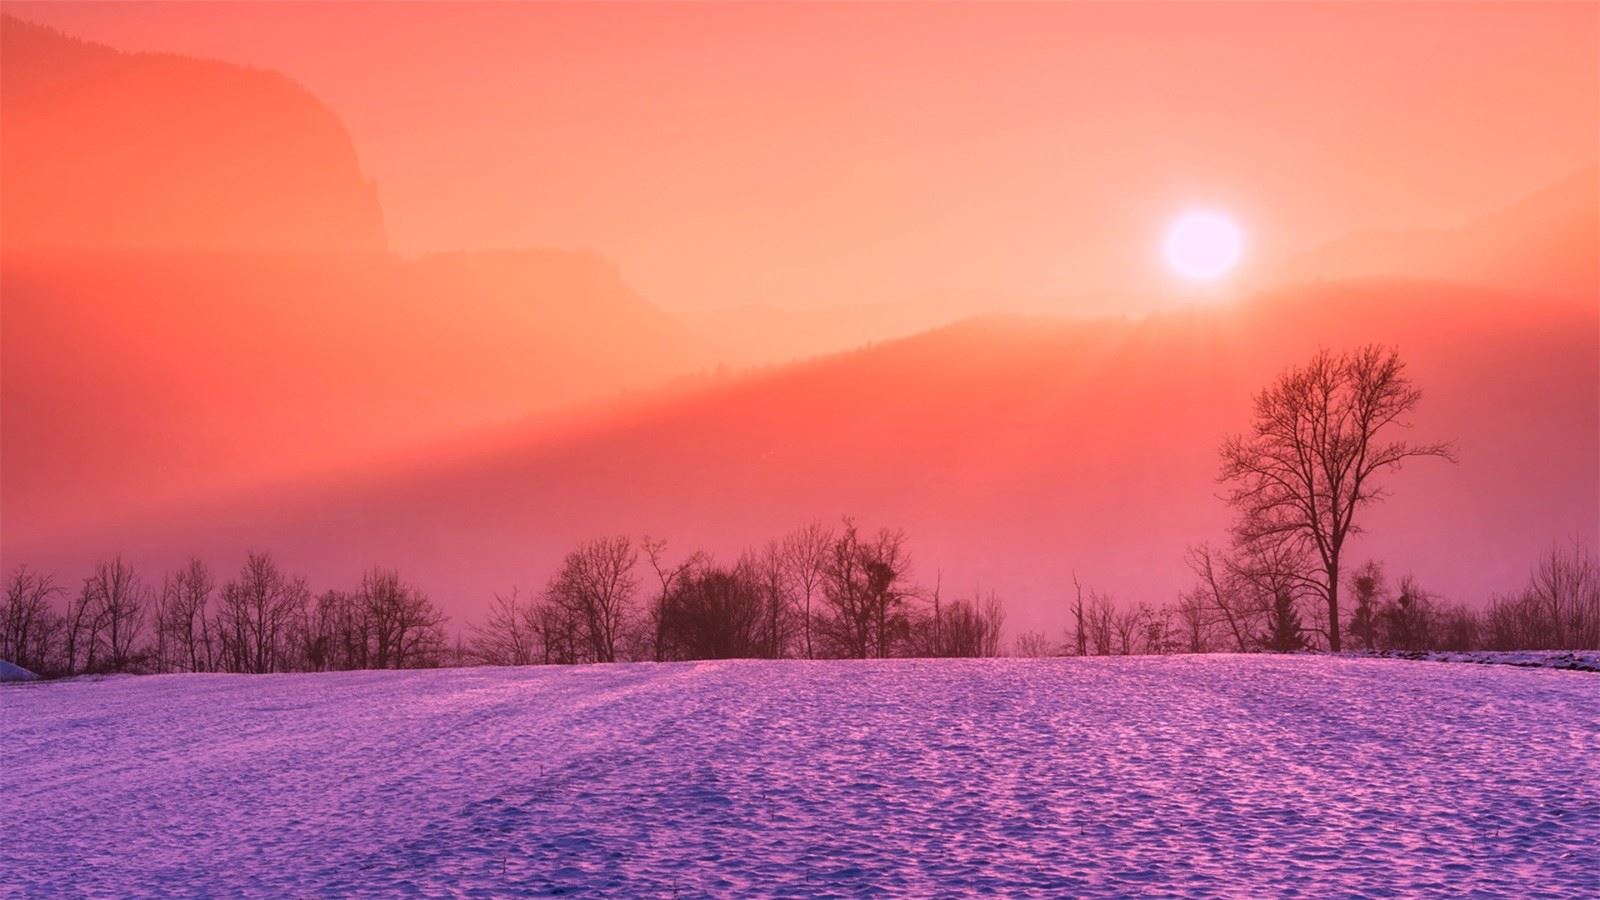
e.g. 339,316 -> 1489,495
1164,212 -> 1243,281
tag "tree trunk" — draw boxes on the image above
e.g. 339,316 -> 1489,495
803,596 -> 812,660
1325,561 -> 1342,653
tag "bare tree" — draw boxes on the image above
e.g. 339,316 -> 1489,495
750,542 -> 795,659
1230,536 -> 1318,650
302,590 -> 343,671
643,537 -> 707,662
79,556 -> 149,672
1069,571 -> 1088,657
532,595 -> 582,664
1012,630 -> 1054,658
1111,602 -> 1144,655
545,536 -> 638,663
1139,603 -> 1176,655
1219,346 -> 1454,651
971,591 -> 1007,657
157,558 -> 215,673
216,553 -> 308,674
1379,574 -> 1436,652
1184,544 -> 1253,652
1525,539 -> 1600,649
151,586 -> 175,673
63,584 -> 98,675
317,589 -> 372,670
781,522 -> 833,660
1486,540 -> 1600,650
360,569 -> 407,668
924,572 -> 945,657
820,520 -> 912,659
359,568 -> 447,669
468,589 -> 540,666
1084,588 -> 1116,656
1433,601 -> 1482,652
1173,590 -> 1212,654
2,566 -> 64,675
911,586 -> 1005,658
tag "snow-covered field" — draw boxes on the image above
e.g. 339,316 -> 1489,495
3,657 -> 1597,897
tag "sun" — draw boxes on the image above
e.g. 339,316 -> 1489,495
1164,211 -> 1243,281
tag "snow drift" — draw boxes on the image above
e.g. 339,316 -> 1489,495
0,659 -> 38,681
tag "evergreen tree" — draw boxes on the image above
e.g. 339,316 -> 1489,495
1261,589 -> 1305,652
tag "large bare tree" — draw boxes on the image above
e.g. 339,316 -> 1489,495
545,536 -> 639,663
1219,346 -> 1454,652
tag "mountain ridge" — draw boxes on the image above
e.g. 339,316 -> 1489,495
1,14 -> 387,254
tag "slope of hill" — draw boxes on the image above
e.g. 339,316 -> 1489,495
6,659 -> 1597,895
688,288 -> 1142,367
688,169 -> 1598,367
0,248 -> 714,532
13,276 -> 1593,634
1273,166 -> 1599,302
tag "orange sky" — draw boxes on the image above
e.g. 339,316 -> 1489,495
3,4 -> 1597,633
8,1 -> 1597,314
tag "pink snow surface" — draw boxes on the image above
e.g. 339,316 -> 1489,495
3,656 -> 1597,896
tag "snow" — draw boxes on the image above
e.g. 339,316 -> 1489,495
0,659 -> 37,682
1366,650 -> 1600,673
3,657 -> 1597,896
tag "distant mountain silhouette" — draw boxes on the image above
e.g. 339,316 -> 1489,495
1273,167 -> 1599,302
689,288 -> 1145,367
0,18 -> 713,530
1,15 -> 386,254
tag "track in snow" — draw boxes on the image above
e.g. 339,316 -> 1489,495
3,656 -> 1597,896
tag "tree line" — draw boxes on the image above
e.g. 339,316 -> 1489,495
468,519 -> 1002,666
1,554 -> 448,678
1009,539 -> 1596,658
4,344 -> 1596,678
0,519 -> 1006,677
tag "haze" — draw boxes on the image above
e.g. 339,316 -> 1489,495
2,2 -> 1596,638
